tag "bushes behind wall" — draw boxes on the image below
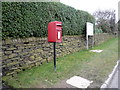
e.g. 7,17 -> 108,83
2,2 -> 95,39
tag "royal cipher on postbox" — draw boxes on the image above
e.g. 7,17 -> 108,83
48,21 -> 62,43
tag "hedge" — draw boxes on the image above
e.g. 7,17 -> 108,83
2,2 -> 95,39
95,28 -> 103,34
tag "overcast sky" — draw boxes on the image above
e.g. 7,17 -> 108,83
60,0 -> 119,21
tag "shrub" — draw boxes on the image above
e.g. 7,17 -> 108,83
95,28 -> 103,34
2,2 -> 95,39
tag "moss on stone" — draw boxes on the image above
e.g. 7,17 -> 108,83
35,48 -> 43,53
7,47 -> 17,51
30,56 -> 35,60
5,51 -> 12,55
3,55 -> 9,60
6,62 -> 19,67
8,54 -> 18,59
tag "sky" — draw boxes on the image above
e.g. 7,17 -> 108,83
60,0 -> 119,22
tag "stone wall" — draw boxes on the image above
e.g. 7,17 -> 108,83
2,33 -> 114,76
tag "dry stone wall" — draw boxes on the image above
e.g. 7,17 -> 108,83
2,34 -> 114,76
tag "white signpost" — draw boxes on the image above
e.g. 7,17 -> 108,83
86,22 -> 94,49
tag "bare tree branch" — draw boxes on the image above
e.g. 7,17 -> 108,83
93,9 -> 116,33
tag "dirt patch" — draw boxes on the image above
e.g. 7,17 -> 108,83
52,79 -> 76,88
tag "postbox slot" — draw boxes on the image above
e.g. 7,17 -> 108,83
56,24 -> 62,26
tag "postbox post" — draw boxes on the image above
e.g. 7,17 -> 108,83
53,42 -> 56,71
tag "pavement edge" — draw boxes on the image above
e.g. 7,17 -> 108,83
100,60 -> 119,88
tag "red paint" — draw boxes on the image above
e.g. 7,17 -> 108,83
48,21 -> 62,43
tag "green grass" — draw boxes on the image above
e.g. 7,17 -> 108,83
3,38 -> 118,88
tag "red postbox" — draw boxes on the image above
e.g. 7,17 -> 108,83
48,21 -> 62,43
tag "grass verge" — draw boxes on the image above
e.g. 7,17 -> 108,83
3,38 -> 118,88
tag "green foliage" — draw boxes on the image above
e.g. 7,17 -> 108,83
95,28 -> 103,34
2,2 -> 95,39
100,22 -> 111,33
